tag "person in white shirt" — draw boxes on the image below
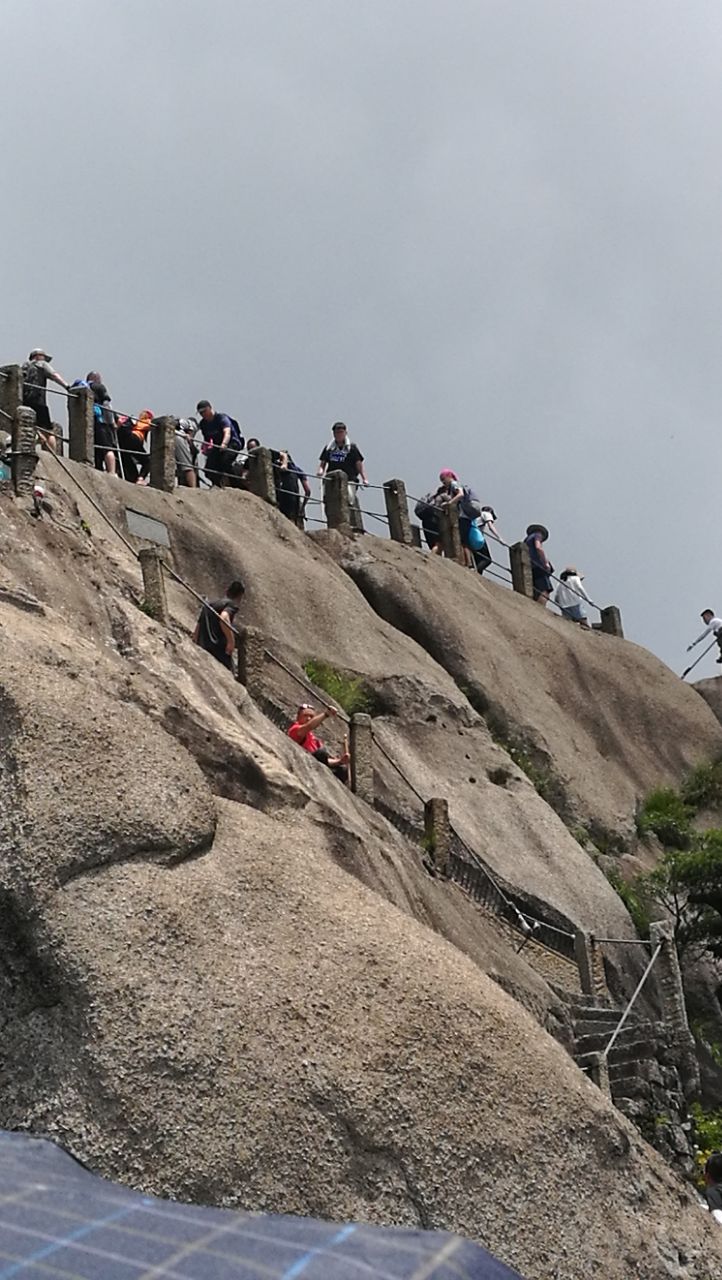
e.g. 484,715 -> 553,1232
553,567 -> 592,629
687,610 -> 722,665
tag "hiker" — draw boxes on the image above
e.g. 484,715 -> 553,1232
468,505 -> 502,575
687,610 -> 722,665
524,523 -> 554,605
554,567 -> 592,628
287,703 -> 350,783
434,469 -> 478,564
116,410 -> 153,484
318,422 -> 367,532
175,419 -> 199,487
21,349 -> 69,452
704,1152 -> 722,1224
274,449 -> 310,524
414,490 -> 445,550
84,380 -> 118,475
192,580 -> 245,671
196,400 -> 244,486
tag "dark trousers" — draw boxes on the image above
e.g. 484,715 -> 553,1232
312,746 -> 348,784
205,446 -> 236,486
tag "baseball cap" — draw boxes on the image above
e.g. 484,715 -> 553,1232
196,399 -> 212,413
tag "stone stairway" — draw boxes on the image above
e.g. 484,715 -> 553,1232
562,993 -> 693,1173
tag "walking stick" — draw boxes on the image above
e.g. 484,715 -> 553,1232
681,638 -> 717,680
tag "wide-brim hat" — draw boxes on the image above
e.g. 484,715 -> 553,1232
526,523 -> 549,541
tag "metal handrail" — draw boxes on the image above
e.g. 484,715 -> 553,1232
601,940 -> 663,1061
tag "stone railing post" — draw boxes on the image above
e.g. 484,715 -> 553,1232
574,929 -> 596,998
424,797 -> 450,876
586,1051 -> 612,1099
600,606 -> 624,639
67,385 -> 94,465
410,525 -> 422,549
0,364 -> 22,430
384,478 -> 412,545
323,470 -> 351,533
149,416 -> 177,493
649,920 -> 700,1097
350,713 -> 373,803
245,446 -> 278,506
12,407 -> 38,496
439,505 -> 464,564
237,625 -> 265,692
509,541 -> 534,598
138,547 -> 169,626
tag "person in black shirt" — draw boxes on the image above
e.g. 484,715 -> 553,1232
192,580 -> 245,671
317,422 -> 367,532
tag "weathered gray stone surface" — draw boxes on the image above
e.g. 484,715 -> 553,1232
0,461 -> 720,1279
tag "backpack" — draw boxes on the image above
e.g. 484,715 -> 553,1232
459,486 -> 482,519
414,491 -> 439,519
227,417 -> 244,450
21,361 -> 44,407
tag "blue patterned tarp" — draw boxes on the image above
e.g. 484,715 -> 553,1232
0,1131 -> 526,1279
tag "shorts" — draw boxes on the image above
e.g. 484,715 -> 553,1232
532,570 -> 553,599
175,436 -> 195,471
94,421 -> 116,452
33,404 -> 52,434
561,603 -> 587,622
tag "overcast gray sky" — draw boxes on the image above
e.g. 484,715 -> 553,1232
3,0 -> 721,674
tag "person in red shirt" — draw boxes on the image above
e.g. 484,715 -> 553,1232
287,703 -> 350,784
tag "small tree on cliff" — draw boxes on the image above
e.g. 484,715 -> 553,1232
646,832 -> 722,959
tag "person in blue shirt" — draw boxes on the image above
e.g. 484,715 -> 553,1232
196,400 -> 244,486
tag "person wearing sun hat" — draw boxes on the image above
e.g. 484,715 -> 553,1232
524,523 -> 554,605
21,348 -> 69,452
554,567 -> 592,628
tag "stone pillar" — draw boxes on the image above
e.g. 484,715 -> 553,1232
510,541 -> 534,599
384,479 -> 412,545
149,416 -> 177,493
237,625 -> 265,693
245,446 -> 278,506
138,547 -> 169,626
11,407 -> 38,496
424,797 -> 450,876
574,929 -> 596,999
649,920 -> 700,1097
0,364 -> 22,429
586,1051 -> 612,1100
410,525 -> 422,549
68,385 -> 95,465
439,505 -> 464,564
589,935 -> 609,1002
350,713 -> 373,803
600,606 -> 624,639
323,470 -> 351,533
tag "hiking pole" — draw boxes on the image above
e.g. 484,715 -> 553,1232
681,638 -> 717,680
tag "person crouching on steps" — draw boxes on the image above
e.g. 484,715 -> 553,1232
287,704 -> 350,784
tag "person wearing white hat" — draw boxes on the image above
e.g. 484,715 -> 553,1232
21,349 -> 69,452
554,567 -> 592,628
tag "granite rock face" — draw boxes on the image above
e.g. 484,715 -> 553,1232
0,464 -> 721,1279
